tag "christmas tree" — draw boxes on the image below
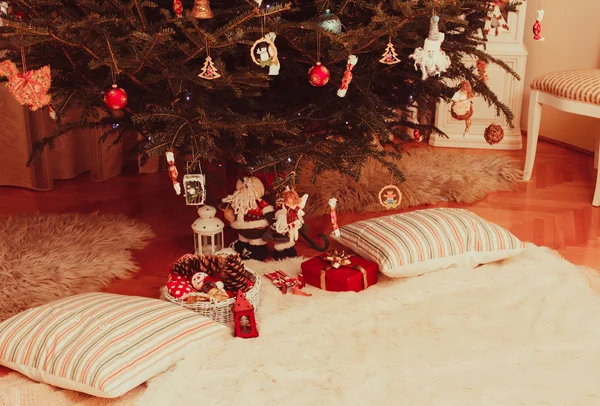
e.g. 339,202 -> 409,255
0,0 -> 520,183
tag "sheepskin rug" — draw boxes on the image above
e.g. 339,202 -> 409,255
298,149 -> 523,217
0,213 -> 154,321
2,245 -> 600,405
136,245 -> 600,406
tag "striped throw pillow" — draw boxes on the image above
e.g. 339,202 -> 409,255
0,293 -> 228,398
333,208 -> 526,277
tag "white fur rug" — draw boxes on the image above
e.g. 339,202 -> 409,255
137,245 -> 600,406
3,245 -> 600,405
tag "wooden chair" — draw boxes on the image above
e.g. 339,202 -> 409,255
523,70 -> 600,206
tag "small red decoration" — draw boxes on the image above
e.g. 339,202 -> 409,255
533,10 -> 545,41
263,270 -> 311,296
173,0 -> 183,17
308,62 -> 330,87
413,129 -> 421,142
233,290 -> 259,339
104,84 -> 128,110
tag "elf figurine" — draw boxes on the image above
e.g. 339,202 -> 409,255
272,187 -> 309,260
221,177 -> 274,261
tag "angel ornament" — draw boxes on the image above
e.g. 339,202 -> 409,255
409,15 -> 451,80
251,32 -> 280,76
450,81 -> 475,137
272,187 -> 309,259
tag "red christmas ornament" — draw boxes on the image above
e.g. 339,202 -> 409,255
308,62 -> 330,87
413,129 -> 422,142
104,84 -> 128,110
173,0 -> 183,17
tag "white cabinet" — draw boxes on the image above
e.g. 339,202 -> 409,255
429,7 -> 528,150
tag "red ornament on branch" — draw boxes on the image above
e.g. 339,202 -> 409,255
104,84 -> 128,110
308,62 -> 330,87
173,0 -> 183,17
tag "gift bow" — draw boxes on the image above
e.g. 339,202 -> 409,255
320,251 -> 369,290
324,251 -> 352,269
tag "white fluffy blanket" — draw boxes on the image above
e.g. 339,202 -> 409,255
138,245 -> 600,406
3,245 -> 600,405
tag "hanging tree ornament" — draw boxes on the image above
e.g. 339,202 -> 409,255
309,30 -> 329,87
308,62 -> 330,87
173,0 -> 183,18
250,32 -> 280,76
484,123 -> 504,145
409,14 -> 451,80
378,184 -> 402,210
483,1 -> 510,37
0,2 -> 8,27
337,55 -> 358,98
192,0 -> 213,19
379,42 -> 401,65
318,9 -> 342,34
104,84 -> 128,110
0,59 -> 51,112
533,9 -> 545,41
198,55 -> 221,80
166,151 -> 182,195
450,81 -> 475,137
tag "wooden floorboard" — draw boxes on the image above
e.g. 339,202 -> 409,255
1,136 -> 599,301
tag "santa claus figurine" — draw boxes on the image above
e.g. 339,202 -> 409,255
272,187 -> 309,260
221,177 -> 274,261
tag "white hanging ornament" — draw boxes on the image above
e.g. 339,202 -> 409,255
483,2 -> 510,37
0,2 -> 8,27
198,55 -> 221,80
409,14 -> 451,80
337,55 -> 358,98
533,9 -> 545,41
250,32 -> 280,76
318,9 -> 342,34
379,43 -> 401,65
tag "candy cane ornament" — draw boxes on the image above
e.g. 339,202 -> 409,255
337,55 -> 358,98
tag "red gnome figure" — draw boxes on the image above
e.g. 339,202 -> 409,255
221,177 -> 274,261
337,55 -> 358,98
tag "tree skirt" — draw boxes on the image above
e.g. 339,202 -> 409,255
297,149 -> 523,217
3,245 -> 600,405
0,213 -> 154,321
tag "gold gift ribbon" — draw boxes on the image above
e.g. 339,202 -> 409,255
319,251 -> 369,290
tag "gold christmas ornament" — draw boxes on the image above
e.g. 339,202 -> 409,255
198,55 -> 221,80
192,0 -> 213,19
379,42 -> 401,65
484,123 -> 504,145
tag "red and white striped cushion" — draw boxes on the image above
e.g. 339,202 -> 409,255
333,208 -> 526,277
531,70 -> 600,105
0,293 -> 227,398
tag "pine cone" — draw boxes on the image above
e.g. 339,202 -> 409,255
197,255 -> 223,277
221,254 -> 253,292
171,254 -> 200,279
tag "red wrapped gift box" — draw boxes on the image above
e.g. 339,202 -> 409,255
301,251 -> 379,292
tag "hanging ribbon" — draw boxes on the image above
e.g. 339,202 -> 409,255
319,251 -> 368,290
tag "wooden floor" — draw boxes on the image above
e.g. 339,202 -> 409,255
1,137 -> 599,302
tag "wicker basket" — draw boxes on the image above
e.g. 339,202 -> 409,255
163,267 -> 261,324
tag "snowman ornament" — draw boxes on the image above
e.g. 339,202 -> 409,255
250,32 -> 280,76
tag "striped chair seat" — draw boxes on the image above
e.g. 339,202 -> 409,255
531,70 -> 600,105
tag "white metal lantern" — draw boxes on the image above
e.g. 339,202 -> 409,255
192,205 -> 225,255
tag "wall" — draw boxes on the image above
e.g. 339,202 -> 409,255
520,0 -> 600,152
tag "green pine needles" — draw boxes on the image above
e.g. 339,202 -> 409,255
0,0 -> 520,181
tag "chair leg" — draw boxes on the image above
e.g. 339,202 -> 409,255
523,91 -> 543,182
594,137 -> 600,207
